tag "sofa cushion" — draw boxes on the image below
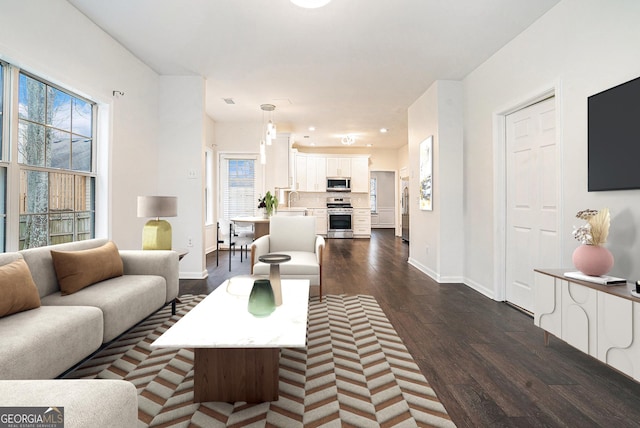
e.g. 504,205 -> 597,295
0,305 -> 103,379
41,275 -> 166,342
0,259 -> 41,318
51,241 -> 124,295
21,238 -> 109,297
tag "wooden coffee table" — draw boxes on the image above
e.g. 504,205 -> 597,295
150,276 -> 309,403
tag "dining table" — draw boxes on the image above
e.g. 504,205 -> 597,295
231,216 -> 270,239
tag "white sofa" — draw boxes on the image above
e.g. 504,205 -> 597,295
250,216 -> 325,299
0,238 -> 179,380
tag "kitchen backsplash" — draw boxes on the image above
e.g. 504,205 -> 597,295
286,191 -> 370,209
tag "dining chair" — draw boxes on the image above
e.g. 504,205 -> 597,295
217,219 -> 235,271
233,221 -> 255,262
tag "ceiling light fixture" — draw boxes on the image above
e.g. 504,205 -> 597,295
341,135 -> 355,146
290,0 -> 331,8
380,128 -> 388,133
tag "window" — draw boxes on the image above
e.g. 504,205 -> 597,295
0,63 -> 6,251
220,155 -> 259,220
0,68 -> 97,250
370,177 -> 377,213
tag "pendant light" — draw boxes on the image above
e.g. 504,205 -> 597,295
261,104 -> 276,145
260,140 -> 266,165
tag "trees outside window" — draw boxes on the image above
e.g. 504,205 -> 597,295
6,69 -> 96,250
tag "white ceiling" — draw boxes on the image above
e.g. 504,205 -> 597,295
67,0 -> 559,149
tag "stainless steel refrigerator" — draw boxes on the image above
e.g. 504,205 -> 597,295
401,179 -> 409,242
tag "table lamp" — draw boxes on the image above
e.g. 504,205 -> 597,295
137,196 -> 178,250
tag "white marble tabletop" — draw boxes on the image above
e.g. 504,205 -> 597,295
151,276 -> 310,349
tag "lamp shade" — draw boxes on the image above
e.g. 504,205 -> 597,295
137,196 -> 178,218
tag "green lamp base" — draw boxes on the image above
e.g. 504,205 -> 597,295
142,219 -> 172,250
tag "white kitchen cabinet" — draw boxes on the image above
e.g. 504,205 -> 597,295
350,157 -> 369,193
310,208 -> 327,236
535,268 -> 640,383
353,208 -> 371,238
294,154 -> 308,191
265,134 -> 291,191
326,157 -> 351,177
295,154 -> 326,192
307,157 -> 326,192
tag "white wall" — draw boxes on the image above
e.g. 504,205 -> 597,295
157,76 -> 207,278
0,0 -> 160,250
407,80 -> 464,282
463,0 -> 640,297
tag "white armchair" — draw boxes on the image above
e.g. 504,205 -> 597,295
250,216 -> 325,300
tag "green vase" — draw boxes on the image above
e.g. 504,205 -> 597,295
248,279 -> 276,317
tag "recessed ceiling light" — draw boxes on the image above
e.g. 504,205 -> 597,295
308,126 -> 316,131
290,0 -> 331,8
366,144 -> 373,147
380,128 -> 388,133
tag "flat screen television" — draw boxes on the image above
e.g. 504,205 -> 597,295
588,75 -> 640,191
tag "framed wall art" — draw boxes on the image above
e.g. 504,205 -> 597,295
419,136 -> 433,211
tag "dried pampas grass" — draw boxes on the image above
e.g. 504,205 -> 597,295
573,208 -> 610,246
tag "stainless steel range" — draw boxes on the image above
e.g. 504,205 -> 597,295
327,197 -> 353,238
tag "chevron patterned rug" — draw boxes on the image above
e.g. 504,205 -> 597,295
66,294 -> 455,427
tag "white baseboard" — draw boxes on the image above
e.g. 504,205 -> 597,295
179,270 -> 209,280
408,257 -> 495,300
408,257 -> 464,283
461,276 -> 496,300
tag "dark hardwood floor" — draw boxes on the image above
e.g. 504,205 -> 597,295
180,229 -> 640,427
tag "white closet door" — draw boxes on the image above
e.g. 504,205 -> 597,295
506,97 -> 559,313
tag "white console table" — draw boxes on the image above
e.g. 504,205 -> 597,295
535,268 -> 640,382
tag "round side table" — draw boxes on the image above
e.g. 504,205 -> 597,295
258,254 -> 291,306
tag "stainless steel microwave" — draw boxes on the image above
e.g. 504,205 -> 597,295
327,177 -> 351,192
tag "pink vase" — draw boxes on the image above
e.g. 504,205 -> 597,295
572,244 -> 614,277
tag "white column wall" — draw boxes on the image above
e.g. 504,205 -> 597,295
157,76 -> 207,279
407,80 -> 464,282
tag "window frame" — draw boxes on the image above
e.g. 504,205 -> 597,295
218,152 -> 264,222
1,63 -> 97,251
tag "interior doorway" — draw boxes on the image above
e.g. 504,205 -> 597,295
504,96 -> 560,313
401,177 -> 409,242
370,171 -> 396,229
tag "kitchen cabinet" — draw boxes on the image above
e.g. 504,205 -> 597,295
295,154 -> 326,192
294,153 -> 368,193
535,268 -> 640,382
350,157 -> 369,193
310,208 -> 327,236
353,208 -> 371,238
326,157 -> 351,177
265,134 -> 291,191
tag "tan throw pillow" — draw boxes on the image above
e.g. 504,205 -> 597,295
51,241 -> 124,295
0,258 -> 41,318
